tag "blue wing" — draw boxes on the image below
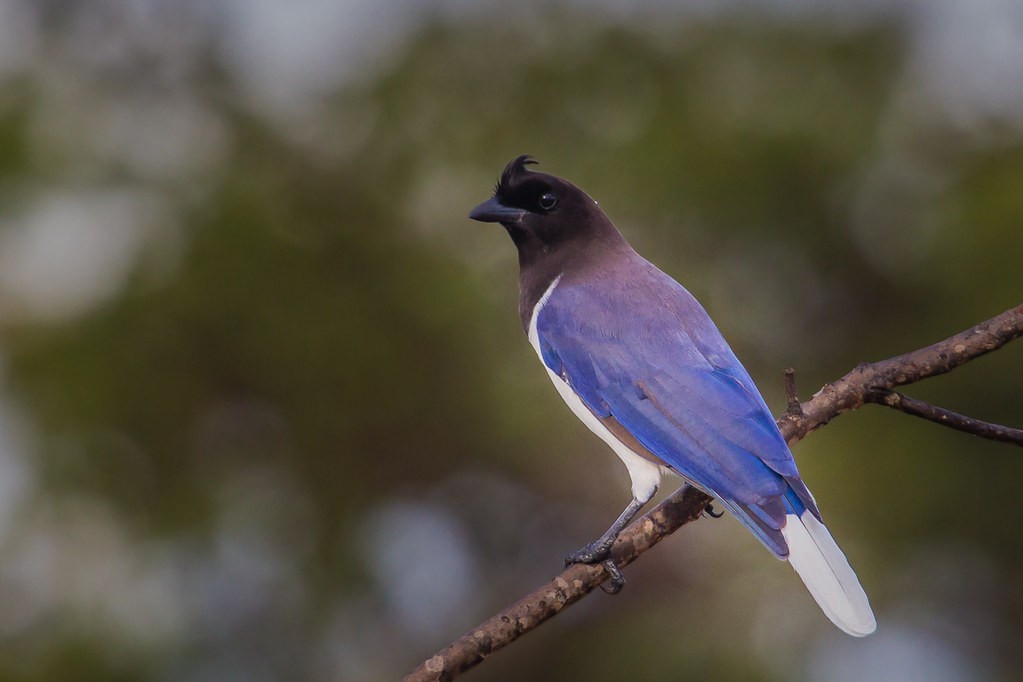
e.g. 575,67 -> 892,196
535,266 -> 818,557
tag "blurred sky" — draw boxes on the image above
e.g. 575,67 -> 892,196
0,1 -> 1021,681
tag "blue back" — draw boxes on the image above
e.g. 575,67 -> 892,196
534,256 -> 819,557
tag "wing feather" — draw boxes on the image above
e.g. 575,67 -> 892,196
535,267 -> 818,555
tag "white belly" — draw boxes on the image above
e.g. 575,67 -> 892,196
526,276 -> 664,501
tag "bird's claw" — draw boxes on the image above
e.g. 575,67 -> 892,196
599,559 -> 625,594
704,503 -> 724,519
564,542 -> 611,567
565,543 -> 625,593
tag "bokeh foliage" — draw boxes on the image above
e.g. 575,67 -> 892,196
0,5 -> 1020,681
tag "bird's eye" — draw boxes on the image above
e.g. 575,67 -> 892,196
538,192 -> 557,211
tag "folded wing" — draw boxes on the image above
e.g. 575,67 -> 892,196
534,272 -> 818,556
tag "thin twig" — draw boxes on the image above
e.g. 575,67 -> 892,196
783,367 -> 802,413
405,303 -> 1023,682
868,390 -> 1023,447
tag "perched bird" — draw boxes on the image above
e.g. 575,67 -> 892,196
469,155 -> 876,637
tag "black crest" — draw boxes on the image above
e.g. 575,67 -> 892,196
495,155 -> 538,197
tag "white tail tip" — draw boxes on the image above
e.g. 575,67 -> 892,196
781,511 -> 876,637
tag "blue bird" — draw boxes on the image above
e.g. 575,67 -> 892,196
469,156 -> 875,636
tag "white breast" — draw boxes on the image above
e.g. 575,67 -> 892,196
527,275 -> 664,501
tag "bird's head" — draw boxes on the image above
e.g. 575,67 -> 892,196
469,156 -> 623,266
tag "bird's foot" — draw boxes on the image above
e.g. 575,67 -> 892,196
565,542 -> 611,566
565,543 -> 625,593
704,503 -> 724,519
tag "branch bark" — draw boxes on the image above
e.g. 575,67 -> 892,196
866,390 -> 1023,446
405,303 -> 1023,682
777,303 -> 1023,444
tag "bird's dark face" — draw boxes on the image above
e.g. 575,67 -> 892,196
470,155 -> 632,328
469,156 -> 617,267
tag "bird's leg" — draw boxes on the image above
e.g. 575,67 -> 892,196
565,493 -> 651,593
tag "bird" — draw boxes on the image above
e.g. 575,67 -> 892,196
468,155 -> 876,637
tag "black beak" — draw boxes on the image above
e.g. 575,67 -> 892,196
469,196 -> 527,224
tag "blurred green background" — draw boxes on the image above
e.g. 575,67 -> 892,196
0,1 -> 1021,681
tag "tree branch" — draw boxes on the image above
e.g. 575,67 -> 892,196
404,303 -> 1023,682
778,303 -> 1023,444
866,390 -> 1023,446
406,486 -> 712,682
